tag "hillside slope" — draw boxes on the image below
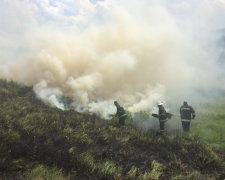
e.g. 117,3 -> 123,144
0,79 -> 224,180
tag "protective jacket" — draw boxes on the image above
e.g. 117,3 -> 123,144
158,106 -> 167,122
116,105 -> 126,118
180,105 -> 195,120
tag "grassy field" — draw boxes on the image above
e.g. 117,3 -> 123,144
192,102 -> 225,149
0,79 -> 224,180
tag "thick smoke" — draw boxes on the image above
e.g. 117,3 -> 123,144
0,0 -> 225,119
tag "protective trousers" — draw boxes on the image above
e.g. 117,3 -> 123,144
119,114 -> 126,125
181,121 -> 191,132
159,121 -> 165,131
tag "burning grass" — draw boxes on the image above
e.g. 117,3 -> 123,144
0,79 -> 224,179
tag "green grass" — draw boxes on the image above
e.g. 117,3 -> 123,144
24,165 -> 68,180
191,102 -> 225,149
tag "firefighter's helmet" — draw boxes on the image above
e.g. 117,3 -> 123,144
158,102 -> 163,106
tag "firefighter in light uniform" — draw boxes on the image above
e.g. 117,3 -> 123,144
180,101 -> 195,132
114,101 -> 127,125
157,103 -> 168,131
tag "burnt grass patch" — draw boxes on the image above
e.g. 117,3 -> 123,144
0,79 -> 224,179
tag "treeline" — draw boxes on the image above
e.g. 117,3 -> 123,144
0,79 -> 224,180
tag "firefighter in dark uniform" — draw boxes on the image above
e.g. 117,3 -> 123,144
152,103 -> 172,131
180,101 -> 195,132
157,103 -> 168,131
114,101 -> 127,125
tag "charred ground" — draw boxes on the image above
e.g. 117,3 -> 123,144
0,79 -> 224,180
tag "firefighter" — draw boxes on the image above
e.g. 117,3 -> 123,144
152,103 -> 172,131
180,101 -> 195,132
114,101 -> 127,125
157,103 -> 168,131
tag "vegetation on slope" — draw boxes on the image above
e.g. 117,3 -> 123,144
0,79 -> 224,180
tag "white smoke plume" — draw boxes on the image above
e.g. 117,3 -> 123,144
34,80 -> 65,110
0,0 -> 225,118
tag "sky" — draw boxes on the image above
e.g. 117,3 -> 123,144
0,0 -> 222,63
1,0 -> 225,63
0,0 -> 225,118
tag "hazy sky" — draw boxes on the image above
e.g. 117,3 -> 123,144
1,0 -> 225,27
0,0 -> 224,71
